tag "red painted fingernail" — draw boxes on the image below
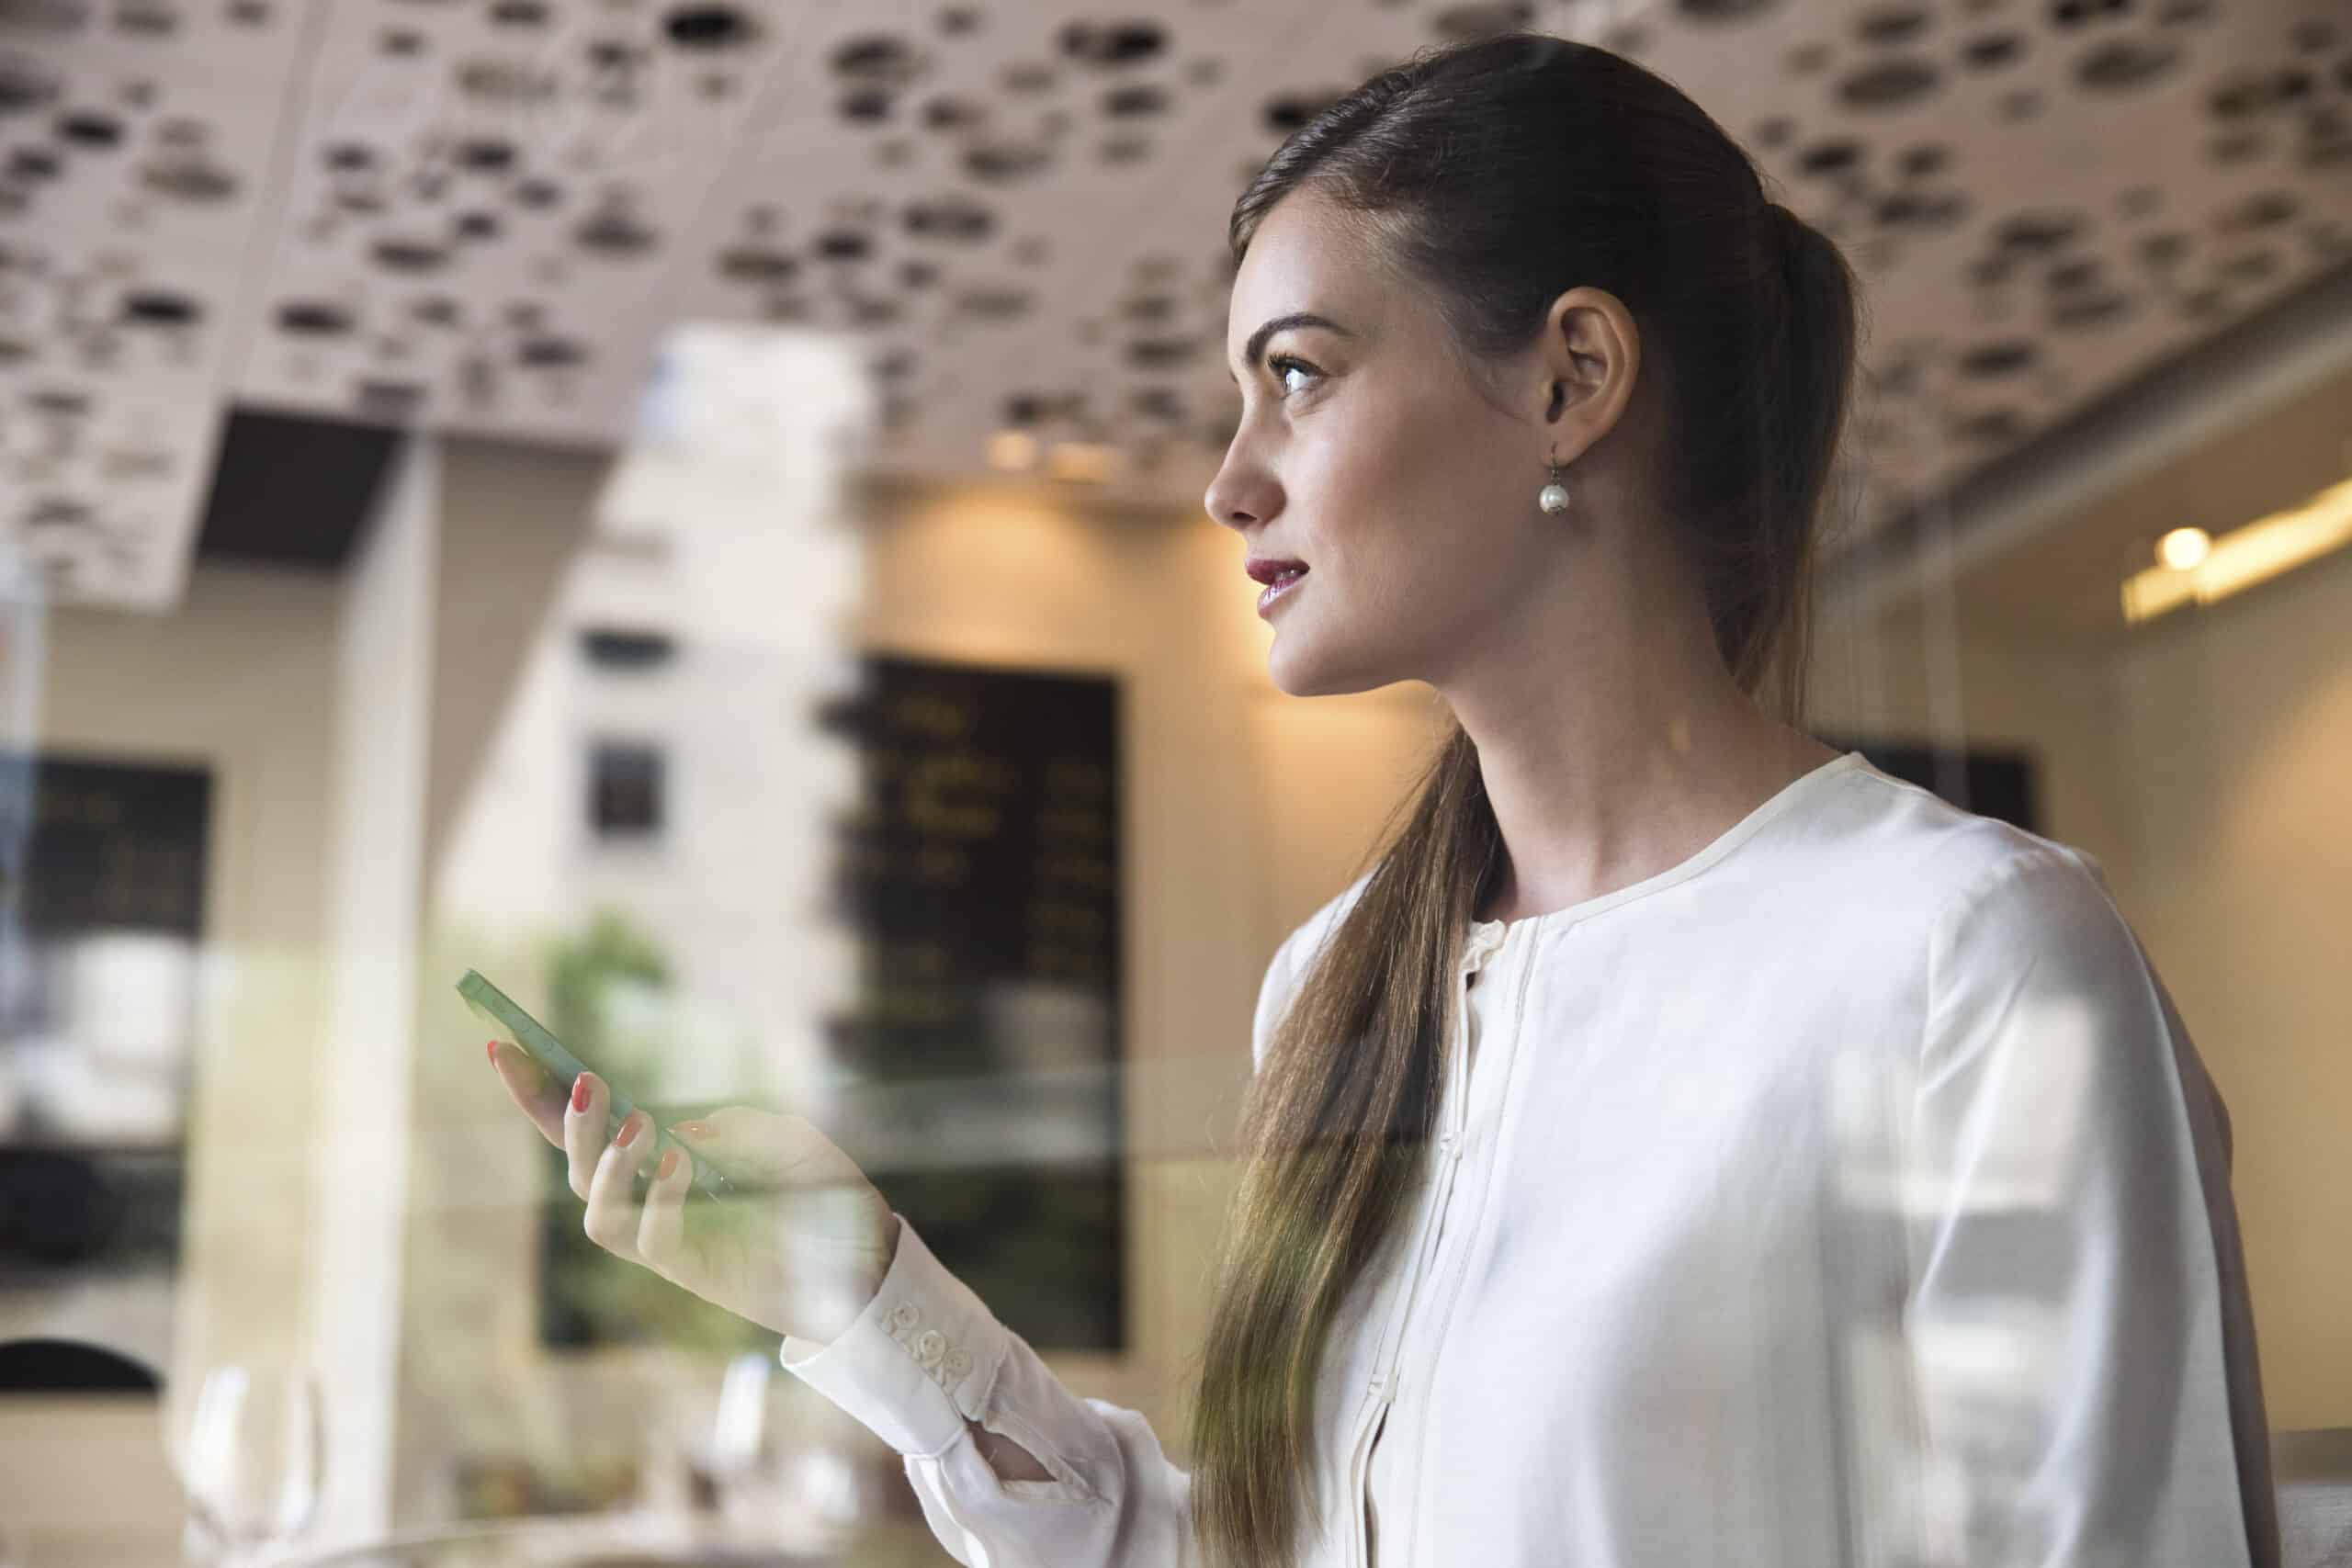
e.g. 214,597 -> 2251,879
571,1076 -> 592,1113
487,1040 -> 499,1063
616,1112 -> 643,1148
657,1149 -> 679,1180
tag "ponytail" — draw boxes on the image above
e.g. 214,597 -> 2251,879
1731,199 -> 1860,717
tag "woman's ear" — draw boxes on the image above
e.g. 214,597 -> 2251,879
1537,288 -> 1640,465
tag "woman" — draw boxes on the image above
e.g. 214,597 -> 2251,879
487,32 -> 2278,1568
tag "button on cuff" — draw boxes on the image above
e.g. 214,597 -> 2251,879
778,1213 -> 1009,1458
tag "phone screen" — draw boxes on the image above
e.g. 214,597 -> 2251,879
459,968 -> 734,1203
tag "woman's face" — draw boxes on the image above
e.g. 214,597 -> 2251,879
1204,189 -> 1595,699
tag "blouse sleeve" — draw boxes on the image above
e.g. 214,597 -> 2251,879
775,931 -> 1308,1568
1901,844 -> 2278,1568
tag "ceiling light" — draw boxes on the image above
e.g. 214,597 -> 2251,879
986,430 -> 1038,471
2156,526 -> 2211,570
1045,442 -> 1118,484
2122,474 -> 2352,624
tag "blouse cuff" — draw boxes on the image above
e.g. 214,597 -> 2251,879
777,1213 -> 1009,1459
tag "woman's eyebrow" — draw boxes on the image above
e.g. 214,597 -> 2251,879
1227,312 -> 1353,383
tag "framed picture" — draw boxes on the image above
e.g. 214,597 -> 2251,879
0,753 -> 212,1379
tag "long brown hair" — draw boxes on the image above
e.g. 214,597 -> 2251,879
1185,32 -> 1860,1566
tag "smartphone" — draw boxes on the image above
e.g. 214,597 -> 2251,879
458,968 -> 736,1204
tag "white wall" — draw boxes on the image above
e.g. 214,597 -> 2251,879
2106,546 -> 2352,1432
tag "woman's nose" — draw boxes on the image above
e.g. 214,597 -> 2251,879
1205,468 -> 1274,532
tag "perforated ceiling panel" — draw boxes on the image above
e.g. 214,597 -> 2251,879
6,0 -> 2348,609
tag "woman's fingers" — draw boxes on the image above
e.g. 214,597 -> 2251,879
486,1041 -> 567,1147
562,1073 -> 609,1201
673,1105 -> 854,1189
583,1110 -> 655,1259
636,1144 -> 693,1272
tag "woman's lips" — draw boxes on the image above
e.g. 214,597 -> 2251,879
1257,567 -> 1306,616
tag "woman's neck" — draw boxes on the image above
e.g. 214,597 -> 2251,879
1465,704 -> 1833,927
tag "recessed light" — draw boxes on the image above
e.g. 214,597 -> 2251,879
987,430 -> 1037,470
1045,442 -> 1117,484
2156,525 -> 2211,570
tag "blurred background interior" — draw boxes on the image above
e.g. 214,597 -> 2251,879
0,0 -> 2348,1562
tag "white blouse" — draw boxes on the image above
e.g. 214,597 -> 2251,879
779,749 -> 2278,1568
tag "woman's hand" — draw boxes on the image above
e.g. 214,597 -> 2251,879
485,1041 -> 899,1344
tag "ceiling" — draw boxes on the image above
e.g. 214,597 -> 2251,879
5,0 -> 2349,610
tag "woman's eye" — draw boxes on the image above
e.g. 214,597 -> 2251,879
1268,355 -> 1318,397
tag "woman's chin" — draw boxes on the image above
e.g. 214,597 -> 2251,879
1267,639 -> 1392,700
1265,646 -> 1316,697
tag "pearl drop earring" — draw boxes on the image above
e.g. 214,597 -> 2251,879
1538,447 -> 1571,516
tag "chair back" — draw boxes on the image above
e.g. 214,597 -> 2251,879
0,1337 -> 163,1394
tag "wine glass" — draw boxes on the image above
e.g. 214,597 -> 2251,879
164,1365 -> 326,1564
700,1352 -> 775,1532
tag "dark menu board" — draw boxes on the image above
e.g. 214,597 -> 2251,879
2,754 -> 210,940
818,654 -> 1125,1353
